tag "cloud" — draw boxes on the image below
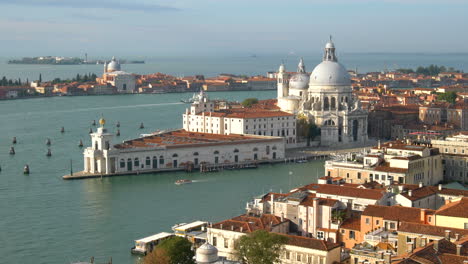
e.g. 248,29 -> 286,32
0,0 -> 181,13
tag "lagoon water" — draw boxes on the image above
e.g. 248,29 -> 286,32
0,91 -> 325,264
1,53 -> 468,82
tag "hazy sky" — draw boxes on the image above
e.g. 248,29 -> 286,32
0,0 -> 467,57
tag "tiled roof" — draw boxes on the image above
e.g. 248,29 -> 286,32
400,186 -> 468,201
282,233 -> 340,251
395,238 -> 468,264
114,129 -> 282,149
362,205 -> 434,223
398,222 -> 468,239
211,214 -> 287,233
340,217 -> 361,231
312,184 -> 385,200
436,197 -> 468,218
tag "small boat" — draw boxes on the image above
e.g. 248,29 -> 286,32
131,232 -> 174,255
24,165 -> 30,174
140,123 -> 144,129
295,159 -> 308,163
116,121 -> 120,128
116,129 -> 121,136
46,148 -> 52,157
61,127 -> 65,133
46,138 -> 51,146
12,137 -> 17,144
9,146 -> 15,155
175,179 -> 192,185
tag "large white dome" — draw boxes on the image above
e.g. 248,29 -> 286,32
107,57 -> 121,72
309,61 -> 350,86
289,73 -> 309,89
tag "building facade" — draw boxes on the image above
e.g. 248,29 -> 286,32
431,133 -> 468,183
276,38 -> 368,146
97,57 -> 136,93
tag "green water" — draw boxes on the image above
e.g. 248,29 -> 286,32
0,91 -> 325,264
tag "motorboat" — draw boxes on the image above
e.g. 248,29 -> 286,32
175,179 -> 192,185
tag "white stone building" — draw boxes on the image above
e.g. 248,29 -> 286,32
431,132 -> 468,183
98,57 -> 136,93
182,91 -> 297,147
276,38 -> 368,146
83,120 -> 285,175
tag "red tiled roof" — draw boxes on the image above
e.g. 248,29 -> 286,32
340,217 -> 361,231
397,222 -> 468,239
282,233 -> 341,251
436,197 -> 468,218
211,214 -> 287,233
311,184 -> 385,200
362,205 -> 434,223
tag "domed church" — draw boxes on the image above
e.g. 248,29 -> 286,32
277,37 -> 368,146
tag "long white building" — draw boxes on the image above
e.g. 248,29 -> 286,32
82,120 -> 285,175
182,91 -> 297,147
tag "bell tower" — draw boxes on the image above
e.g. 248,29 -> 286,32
90,118 -> 113,151
277,63 -> 288,98
323,35 -> 337,62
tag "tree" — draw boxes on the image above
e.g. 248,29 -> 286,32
39,73 -> 42,83
144,236 -> 194,264
296,114 -> 320,146
437,91 -> 457,104
143,248 -> 171,264
235,230 -> 288,264
242,98 -> 259,108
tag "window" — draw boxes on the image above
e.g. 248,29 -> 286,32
212,236 -> 217,246
464,223 -> 468,229
120,159 -> 125,168
365,218 -> 370,225
224,238 -> 229,248
159,156 -> 164,166
146,157 -> 151,166
134,158 -> 139,167
376,220 -> 380,225
285,251 -> 290,260
357,172 -> 361,179
297,254 -> 302,262
350,230 -> 355,239
317,231 -> 324,239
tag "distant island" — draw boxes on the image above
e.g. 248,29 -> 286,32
8,56 -> 144,65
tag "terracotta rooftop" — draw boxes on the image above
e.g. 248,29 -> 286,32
395,238 -> 468,264
398,222 -> 468,240
282,233 -> 341,251
436,197 -> 468,218
362,205 -> 434,223
211,214 -> 287,233
308,184 -> 386,200
114,129 -> 282,149
340,217 -> 361,231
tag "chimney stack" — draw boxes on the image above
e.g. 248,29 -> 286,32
457,244 -> 462,256
445,230 -> 451,240
420,209 -> 426,223
384,252 -> 392,264
455,233 -> 460,241
281,212 -> 284,222
409,190 -> 413,197
419,182 -> 423,188
231,225 -> 234,231
438,184 -> 442,191
271,194 -> 275,214
240,226 -> 243,232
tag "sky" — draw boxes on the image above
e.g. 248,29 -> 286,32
0,0 -> 467,57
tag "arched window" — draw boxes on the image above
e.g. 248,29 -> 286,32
324,120 -> 335,126
193,152 -> 199,156
253,147 -> 258,152
213,150 -> 219,155
331,97 -> 336,110
159,155 -> 164,166
272,146 -> 277,150
146,156 -> 151,166
134,158 -> 140,167
172,153 -> 178,158
127,158 -> 133,171
152,156 -> 158,169
266,146 -> 270,155
94,141 -> 98,150
233,149 -> 239,153
120,159 -> 125,168
324,97 -> 329,110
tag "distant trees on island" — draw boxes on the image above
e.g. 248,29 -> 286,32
0,76 -> 28,86
8,56 -> 83,65
396,65 -> 461,76
51,73 -> 98,84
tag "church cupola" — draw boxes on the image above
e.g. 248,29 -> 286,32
297,58 -> 306,73
323,36 -> 338,62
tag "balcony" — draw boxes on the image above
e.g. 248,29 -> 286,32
364,227 -> 398,243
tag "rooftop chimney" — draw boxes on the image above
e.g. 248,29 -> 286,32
384,252 -> 392,264
409,190 -> 413,197
445,230 -> 451,240
281,213 -> 284,222
419,182 -> 423,188
271,194 -> 275,214
420,209 -> 426,223
231,225 -> 234,231
455,233 -> 460,241
220,224 -> 223,229
240,226 -> 243,232
438,184 -> 442,191
378,140 -> 381,149
457,244 -> 462,256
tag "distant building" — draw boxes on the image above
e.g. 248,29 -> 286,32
276,38 -> 368,146
431,132 -> 468,183
182,91 -> 297,148
325,140 -> 443,186
97,57 -> 136,93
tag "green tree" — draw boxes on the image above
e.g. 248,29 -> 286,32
143,248 -> 171,264
296,114 -> 320,146
437,91 -> 457,104
242,98 -> 259,108
39,73 -> 42,84
145,236 -> 194,264
235,230 -> 288,264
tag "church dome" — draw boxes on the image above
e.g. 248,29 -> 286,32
309,61 -> 350,86
196,242 -> 218,263
107,57 -> 121,72
309,38 -> 350,87
289,73 -> 309,89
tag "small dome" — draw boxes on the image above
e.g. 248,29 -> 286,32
99,118 -> 106,126
325,41 -> 335,49
196,242 -> 218,263
289,73 -> 309,89
309,61 -> 350,87
107,57 -> 121,72
278,64 -> 285,73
